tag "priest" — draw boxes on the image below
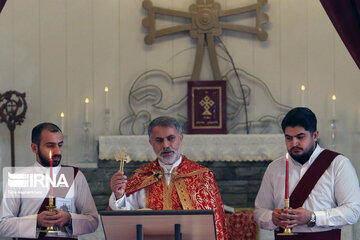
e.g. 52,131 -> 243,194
109,116 -> 228,240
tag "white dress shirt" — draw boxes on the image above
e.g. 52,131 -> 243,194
109,156 -> 182,210
0,162 -> 99,238
254,145 -> 360,233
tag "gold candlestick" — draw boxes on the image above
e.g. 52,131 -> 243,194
40,196 -> 61,233
115,148 -> 131,172
277,198 -> 295,236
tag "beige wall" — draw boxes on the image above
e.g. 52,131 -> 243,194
0,0 -> 360,239
0,0 -> 360,179
1,0 -> 360,166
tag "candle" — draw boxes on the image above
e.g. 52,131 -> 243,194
301,85 -> 306,107
331,94 -> 336,119
49,150 -> 54,199
105,86 -> 109,109
285,153 -> 289,199
85,98 -> 89,122
60,112 -> 65,133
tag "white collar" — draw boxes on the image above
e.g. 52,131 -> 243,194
307,144 -> 323,166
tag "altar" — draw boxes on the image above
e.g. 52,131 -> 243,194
98,134 -> 286,162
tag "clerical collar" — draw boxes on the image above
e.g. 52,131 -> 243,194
158,155 -> 182,175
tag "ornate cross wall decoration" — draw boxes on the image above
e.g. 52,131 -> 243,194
0,91 -> 27,167
142,0 -> 268,80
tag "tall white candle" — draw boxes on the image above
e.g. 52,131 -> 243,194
85,98 -> 89,122
331,94 -> 336,119
60,112 -> 65,133
301,85 -> 306,107
105,86 -> 109,109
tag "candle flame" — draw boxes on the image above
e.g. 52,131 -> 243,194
105,86 -> 109,92
85,98 -> 89,103
60,112 -> 64,118
301,85 -> 305,91
49,150 -> 52,159
286,153 -> 289,159
332,94 -> 336,101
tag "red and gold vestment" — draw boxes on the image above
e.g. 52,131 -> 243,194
125,155 -> 228,240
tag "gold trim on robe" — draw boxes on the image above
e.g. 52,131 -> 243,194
125,155 -> 228,240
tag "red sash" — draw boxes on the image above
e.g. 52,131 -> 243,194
275,149 -> 340,240
290,149 -> 339,208
33,165 -> 79,240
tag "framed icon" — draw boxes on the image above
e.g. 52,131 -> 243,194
188,80 -> 226,134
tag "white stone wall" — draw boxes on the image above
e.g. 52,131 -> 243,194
0,1 -> 360,238
1,0 -> 359,167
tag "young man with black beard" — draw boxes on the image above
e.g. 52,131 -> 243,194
0,122 -> 98,239
254,107 -> 360,240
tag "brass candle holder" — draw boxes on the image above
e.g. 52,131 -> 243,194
277,198 -> 295,236
40,196 -> 61,233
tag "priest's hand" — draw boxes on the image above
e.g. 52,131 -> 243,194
110,171 -> 128,199
53,209 -> 72,227
37,210 -> 58,227
282,207 -> 311,226
272,208 -> 293,229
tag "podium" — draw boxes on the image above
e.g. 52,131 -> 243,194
100,210 -> 217,240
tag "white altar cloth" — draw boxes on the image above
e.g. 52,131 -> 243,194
98,134 -> 286,162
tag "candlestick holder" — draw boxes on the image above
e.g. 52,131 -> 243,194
277,198 -> 295,236
330,120 -> 336,150
104,108 -> 111,135
83,121 -> 92,162
40,196 -> 61,234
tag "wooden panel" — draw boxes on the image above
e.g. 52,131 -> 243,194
249,0 -> 283,124
306,0 -> 334,144
279,0 -> 307,108
0,0 -> 359,180
333,32 -> 360,157
220,0 -> 257,126
170,0 -> 195,122
0,0 -> 13,90
172,0 -> 198,81
0,0 -> 14,170
253,0 -> 281,104
143,0 -> 176,115
39,0 -> 67,127
93,0 -> 120,136
66,0 -> 94,165
12,0 -> 40,167
222,0 -> 256,73
39,0 -> 68,163
118,0 -> 147,124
